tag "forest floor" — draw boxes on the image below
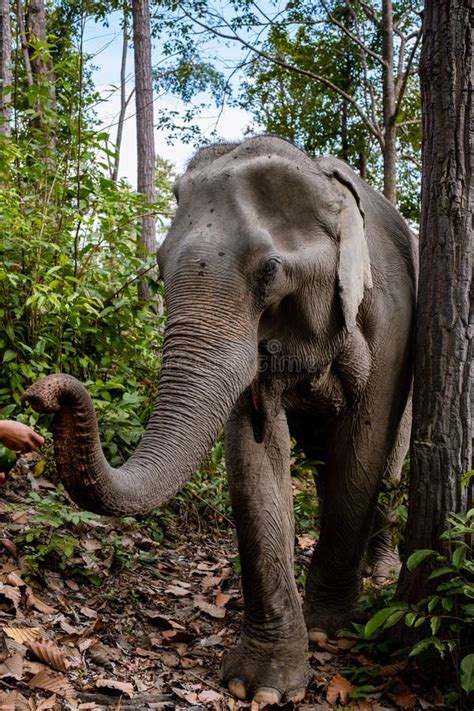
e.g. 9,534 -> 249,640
0,456 -> 444,711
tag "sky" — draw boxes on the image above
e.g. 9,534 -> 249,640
84,12 -> 253,186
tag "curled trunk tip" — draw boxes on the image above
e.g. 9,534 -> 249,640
23,373 -> 89,414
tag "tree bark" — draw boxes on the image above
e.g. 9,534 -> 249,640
381,0 -> 397,203
0,0 -> 12,136
25,0 -> 56,139
132,0 -> 156,300
397,0 -> 472,603
16,0 -> 33,88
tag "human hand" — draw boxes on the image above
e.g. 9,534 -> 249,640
0,420 -> 45,453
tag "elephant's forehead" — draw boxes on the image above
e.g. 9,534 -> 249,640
177,154 -> 340,235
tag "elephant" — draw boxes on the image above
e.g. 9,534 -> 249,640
24,136 -> 417,705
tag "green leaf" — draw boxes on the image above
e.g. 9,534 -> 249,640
405,612 -> 418,627
407,549 -> 436,571
430,616 -> 441,635
364,605 -> 406,637
441,596 -> 454,612
452,544 -> 466,568
428,566 -> 454,579
2,349 -> 16,363
461,654 -> 474,693
384,609 -> 407,628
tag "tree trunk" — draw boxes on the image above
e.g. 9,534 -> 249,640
381,0 -> 397,203
396,0 -> 472,603
112,5 -> 131,183
16,0 -> 33,88
26,0 -> 56,117
132,0 -> 156,300
0,0 -> 12,136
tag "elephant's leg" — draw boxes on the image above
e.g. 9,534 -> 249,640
223,392 -> 309,705
365,401 -> 411,581
304,394 -> 407,637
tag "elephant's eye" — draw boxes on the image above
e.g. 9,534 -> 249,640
262,257 -> 281,280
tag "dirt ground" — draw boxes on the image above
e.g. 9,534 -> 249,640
0,458 -> 441,710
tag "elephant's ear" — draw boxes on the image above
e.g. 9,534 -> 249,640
327,168 -> 373,332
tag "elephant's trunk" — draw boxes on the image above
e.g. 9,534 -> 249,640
24,304 -> 257,516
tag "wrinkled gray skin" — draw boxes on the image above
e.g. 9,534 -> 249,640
25,136 -> 417,705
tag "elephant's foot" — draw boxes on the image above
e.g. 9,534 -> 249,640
222,633 -> 310,704
305,606 -> 353,641
304,582 -> 359,639
364,548 -> 401,583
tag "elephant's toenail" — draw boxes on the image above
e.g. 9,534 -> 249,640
228,678 -> 247,700
308,629 -> 328,645
253,687 -> 281,705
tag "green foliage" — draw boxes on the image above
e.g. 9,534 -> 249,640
0,9 -> 175,461
172,441 -> 232,524
238,0 -> 422,221
361,505 -> 474,704
291,447 -> 320,536
5,487 -> 169,583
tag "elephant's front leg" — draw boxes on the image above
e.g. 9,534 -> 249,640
304,396 -> 406,637
223,392 -> 309,705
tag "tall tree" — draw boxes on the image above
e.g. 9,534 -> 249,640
0,0 -> 12,136
111,3 -> 134,183
397,0 -> 472,602
25,0 -> 57,134
132,0 -> 156,300
178,0 -> 421,205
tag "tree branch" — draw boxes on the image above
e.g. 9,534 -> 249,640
321,0 -> 387,66
394,29 -> 421,120
180,8 -> 382,143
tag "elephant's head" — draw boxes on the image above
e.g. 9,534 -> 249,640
24,137 -> 372,516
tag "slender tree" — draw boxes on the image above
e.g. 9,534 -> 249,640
132,0 -> 156,300
25,0 -> 56,132
0,0 -> 12,136
112,3 -> 135,183
397,0 -> 472,603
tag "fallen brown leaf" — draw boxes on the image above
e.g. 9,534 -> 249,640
193,595 -> 226,619
152,648 -> 180,668
0,538 -> 17,557
171,686 -> 199,703
5,571 -> 26,587
28,667 -> 76,700
312,650 -> 334,664
96,678 -> 134,697
3,626 -> 41,644
36,695 -> 57,710
0,690 -> 17,711
198,689 -> 223,703
0,653 -> 23,680
215,591 -> 231,607
0,584 -> 21,609
297,533 -> 316,550
387,680 -> 417,709
26,589 -> 57,615
10,510 -> 29,524
336,637 -> 357,650
380,660 -> 409,677
88,641 -> 120,668
25,638 -> 73,672
201,575 -> 223,591
326,673 -> 353,706
353,701 -> 373,710
165,584 -> 192,597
